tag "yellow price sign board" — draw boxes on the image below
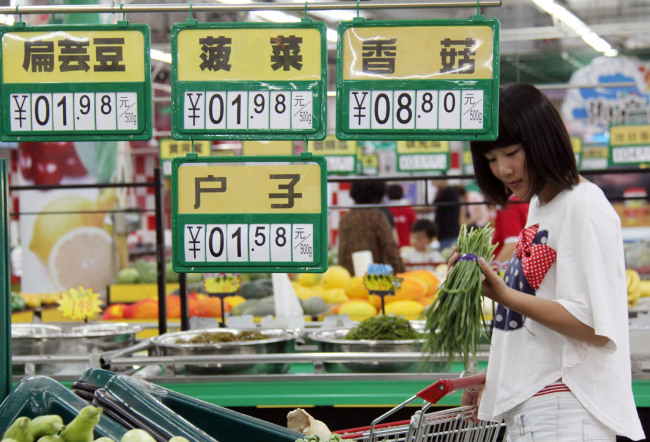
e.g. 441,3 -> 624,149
177,163 -> 321,215
2,30 -> 146,84
57,287 -> 103,321
341,25 -> 495,81
176,28 -> 322,82
609,124 -> 650,146
171,155 -> 328,273
160,140 -> 211,159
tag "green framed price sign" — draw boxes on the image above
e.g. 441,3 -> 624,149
396,140 -> 450,172
160,139 -> 211,177
336,17 -> 499,141
609,124 -> 650,167
307,135 -> 358,174
0,22 -> 152,142
360,153 -> 379,175
171,20 -> 327,141
171,153 -> 328,273
570,136 -> 582,169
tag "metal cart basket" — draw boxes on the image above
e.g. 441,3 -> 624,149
336,374 -> 504,442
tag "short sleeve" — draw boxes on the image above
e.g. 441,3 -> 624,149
553,190 -> 626,352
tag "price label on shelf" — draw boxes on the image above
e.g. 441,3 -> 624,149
171,154 -> 328,273
171,22 -> 327,141
336,18 -> 499,141
0,23 -> 152,142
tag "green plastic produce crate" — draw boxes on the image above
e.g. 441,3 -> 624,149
0,375 -> 127,439
76,369 -> 304,442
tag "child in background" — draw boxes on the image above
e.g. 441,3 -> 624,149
401,219 -> 444,271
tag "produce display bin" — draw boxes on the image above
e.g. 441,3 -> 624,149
76,368 -> 304,442
0,375 -> 127,439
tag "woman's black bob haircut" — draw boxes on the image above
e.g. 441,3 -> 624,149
469,83 -> 579,206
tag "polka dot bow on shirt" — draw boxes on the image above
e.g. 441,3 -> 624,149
514,224 -> 557,290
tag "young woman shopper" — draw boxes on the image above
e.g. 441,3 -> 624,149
457,82 -> 645,441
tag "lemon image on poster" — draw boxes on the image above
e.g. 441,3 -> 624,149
28,192 -> 116,292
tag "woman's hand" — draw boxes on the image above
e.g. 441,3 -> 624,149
461,385 -> 484,423
477,257 -> 511,305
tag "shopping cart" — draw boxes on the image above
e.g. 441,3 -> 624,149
336,373 -> 504,442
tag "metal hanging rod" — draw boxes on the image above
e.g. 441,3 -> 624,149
0,0 -> 500,15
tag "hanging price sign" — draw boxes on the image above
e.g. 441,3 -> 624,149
307,136 -> 358,174
171,20 -> 327,141
336,17 -> 499,141
396,140 -> 450,172
160,139 -> 211,177
608,124 -> 650,167
0,22 -> 152,142
171,153 -> 328,273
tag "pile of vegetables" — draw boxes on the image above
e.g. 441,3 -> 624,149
345,315 -> 421,341
424,224 -> 496,369
175,330 -> 268,344
1,405 -> 189,442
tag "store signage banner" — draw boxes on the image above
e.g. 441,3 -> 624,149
608,124 -> 650,167
171,154 -> 328,273
396,140 -> 450,172
0,23 -> 152,142
335,18 -> 500,141
171,21 -> 327,141
159,139 -> 211,177
307,135 -> 358,175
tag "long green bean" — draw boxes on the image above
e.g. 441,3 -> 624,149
423,224 -> 497,369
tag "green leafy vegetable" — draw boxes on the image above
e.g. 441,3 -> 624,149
345,315 -> 421,341
424,224 -> 496,369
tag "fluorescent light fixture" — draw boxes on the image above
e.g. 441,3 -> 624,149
0,14 -> 15,26
151,48 -> 172,64
531,0 -> 618,56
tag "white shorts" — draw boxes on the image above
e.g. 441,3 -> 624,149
502,390 -> 616,442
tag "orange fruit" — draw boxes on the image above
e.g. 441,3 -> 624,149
197,296 -> 224,318
344,276 -> 370,300
398,270 -> 441,297
101,303 -> 128,320
394,277 -> 427,302
126,299 -> 159,319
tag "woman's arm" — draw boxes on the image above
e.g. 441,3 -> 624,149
476,257 -> 610,347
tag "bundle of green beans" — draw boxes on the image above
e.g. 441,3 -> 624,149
423,224 -> 497,369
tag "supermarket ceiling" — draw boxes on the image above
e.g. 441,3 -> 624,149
6,0 -> 650,86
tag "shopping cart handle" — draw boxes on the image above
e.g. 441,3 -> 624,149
415,373 -> 486,404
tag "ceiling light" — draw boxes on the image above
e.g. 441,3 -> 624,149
151,48 -> 172,64
530,0 -> 618,56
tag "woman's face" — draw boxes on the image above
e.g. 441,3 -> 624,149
484,143 -> 529,200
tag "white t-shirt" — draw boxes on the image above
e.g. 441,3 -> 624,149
478,182 -> 645,441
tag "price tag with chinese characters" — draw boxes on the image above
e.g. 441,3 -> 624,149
171,21 -> 327,141
160,139 -> 211,176
171,153 -> 328,273
57,287 -> 103,321
336,17 -> 499,141
307,135 -> 358,175
396,140 -> 450,172
203,273 -> 241,294
608,124 -> 650,167
0,22 -> 151,142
